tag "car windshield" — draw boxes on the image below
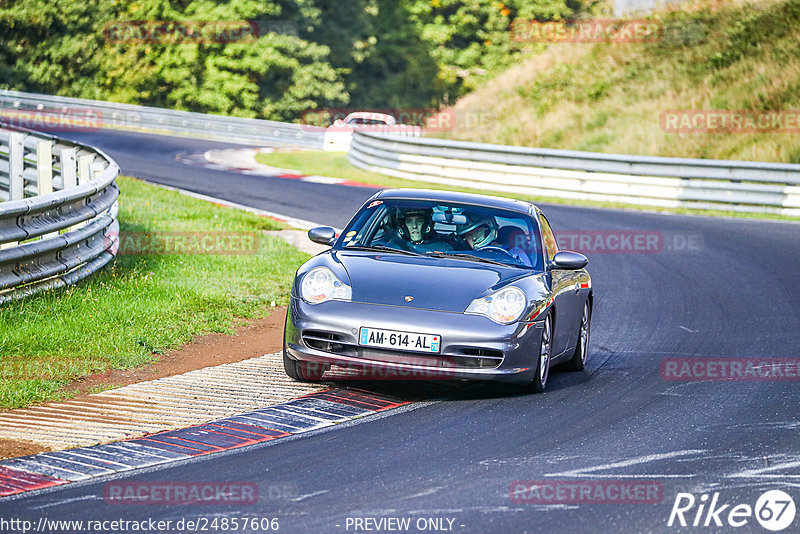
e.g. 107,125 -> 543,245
338,199 -> 543,270
347,118 -> 390,126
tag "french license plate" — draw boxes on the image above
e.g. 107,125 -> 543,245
359,327 -> 441,353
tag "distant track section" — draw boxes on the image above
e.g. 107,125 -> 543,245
0,89 -> 324,149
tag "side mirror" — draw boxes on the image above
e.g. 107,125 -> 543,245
550,250 -> 588,270
308,226 -> 337,246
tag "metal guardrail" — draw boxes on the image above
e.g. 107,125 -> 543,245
349,131 -> 800,216
6,90 -> 798,215
0,89 -> 325,149
0,126 -> 120,304
323,124 -> 421,152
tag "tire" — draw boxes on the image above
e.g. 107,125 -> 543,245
564,300 -> 591,371
282,313 -> 302,380
283,347 -> 328,381
529,313 -> 552,393
283,345 -> 303,380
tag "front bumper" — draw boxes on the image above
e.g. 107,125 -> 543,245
285,296 -> 544,384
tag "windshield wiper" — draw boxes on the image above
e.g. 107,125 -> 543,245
345,245 -> 424,256
427,252 -> 522,267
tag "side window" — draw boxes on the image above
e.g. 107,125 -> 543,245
367,209 -> 392,245
342,205 -> 387,247
539,214 -> 558,262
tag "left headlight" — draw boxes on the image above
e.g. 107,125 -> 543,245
465,286 -> 527,324
300,266 -> 352,304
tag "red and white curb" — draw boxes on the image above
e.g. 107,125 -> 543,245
0,388 -> 408,498
0,353 -> 324,451
176,148 -> 381,189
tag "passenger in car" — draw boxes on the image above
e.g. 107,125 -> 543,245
393,208 -> 454,253
497,226 -> 534,267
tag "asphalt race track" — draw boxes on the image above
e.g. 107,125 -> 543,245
58,130 -> 376,227
2,130 -> 799,533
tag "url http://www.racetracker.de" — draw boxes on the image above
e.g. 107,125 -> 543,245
0,516 -> 281,533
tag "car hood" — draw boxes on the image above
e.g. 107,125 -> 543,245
335,250 -> 529,312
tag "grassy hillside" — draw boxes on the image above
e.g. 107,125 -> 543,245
446,0 -> 800,163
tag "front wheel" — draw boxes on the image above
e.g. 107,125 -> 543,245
283,348 -> 328,381
564,300 -> 591,371
529,313 -> 552,392
283,346 -> 303,380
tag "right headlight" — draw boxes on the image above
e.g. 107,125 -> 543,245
465,286 -> 527,324
300,267 -> 352,304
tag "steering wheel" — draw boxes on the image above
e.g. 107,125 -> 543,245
479,246 -> 517,260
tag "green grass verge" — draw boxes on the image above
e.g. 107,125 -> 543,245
256,150 -> 800,222
0,176 -> 310,410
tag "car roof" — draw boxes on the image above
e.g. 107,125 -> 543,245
344,112 -> 396,124
374,188 -> 535,214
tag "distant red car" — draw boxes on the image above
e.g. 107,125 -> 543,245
323,112 -> 419,151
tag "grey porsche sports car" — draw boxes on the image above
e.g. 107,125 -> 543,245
283,189 -> 592,392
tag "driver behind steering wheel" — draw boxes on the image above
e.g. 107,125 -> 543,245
458,214 -> 498,250
394,208 -> 453,253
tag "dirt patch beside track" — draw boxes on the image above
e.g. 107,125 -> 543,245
0,306 -> 288,460
66,306 -> 288,396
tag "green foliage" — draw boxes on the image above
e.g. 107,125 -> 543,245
708,0 -> 800,70
0,0 -> 578,117
404,0 -> 576,101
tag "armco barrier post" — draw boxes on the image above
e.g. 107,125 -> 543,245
61,147 -> 77,189
8,132 -> 24,201
74,154 -> 94,229
78,155 -> 92,185
37,140 -> 53,195
37,140 -> 59,239
1,132 -> 25,250
61,147 -> 79,232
